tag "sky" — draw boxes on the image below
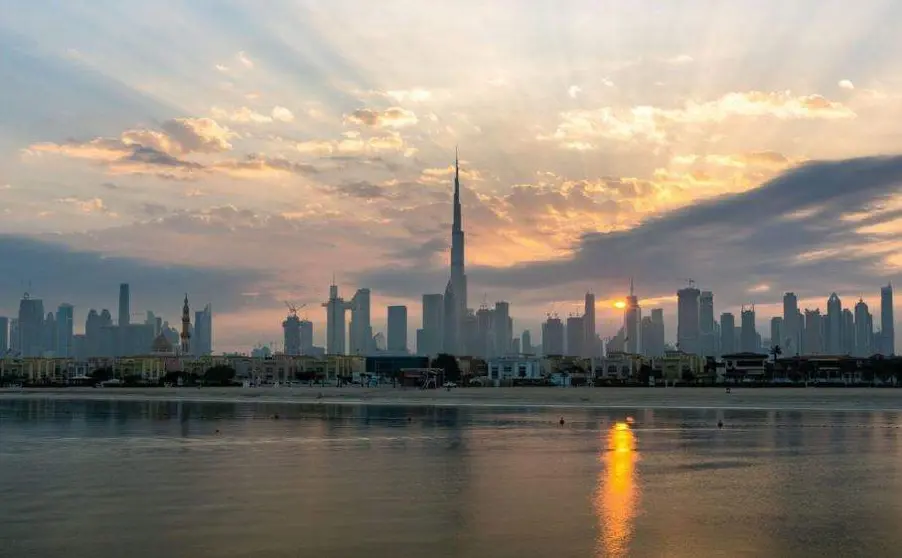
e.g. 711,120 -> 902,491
3,0 -> 902,352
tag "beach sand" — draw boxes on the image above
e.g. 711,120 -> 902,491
4,385 -> 902,411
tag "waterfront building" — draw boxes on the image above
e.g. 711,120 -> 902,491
677,286 -> 700,354
720,312 -> 736,355
322,281 -> 352,355
542,315 -> 565,355
387,305 -> 408,353
783,292 -> 800,356
740,306 -> 757,352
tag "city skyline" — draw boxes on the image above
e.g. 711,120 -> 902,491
3,1 -> 902,351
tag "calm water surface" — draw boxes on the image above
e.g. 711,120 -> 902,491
2,398 -> 902,557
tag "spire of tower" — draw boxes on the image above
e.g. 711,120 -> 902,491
452,146 -> 462,232
629,277 -> 634,297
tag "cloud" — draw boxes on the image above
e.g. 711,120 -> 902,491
0,235 -> 267,318
158,118 -> 236,153
237,51 -> 254,69
55,197 -> 109,214
568,85 -> 582,99
383,89 -> 432,102
664,54 -> 694,64
296,140 -> 335,155
321,181 -> 393,199
357,156 -> 902,310
345,107 -> 418,128
271,106 -> 294,122
839,79 -> 855,91
211,106 -> 273,124
295,133 -> 408,156
210,154 -> 318,179
541,90 -> 856,148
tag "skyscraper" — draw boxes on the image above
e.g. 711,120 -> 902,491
17,293 -> 45,357
387,305 -> 408,352
542,315 -> 565,355
56,304 -> 74,357
349,289 -> 373,356
740,306 -> 757,352
323,280 -> 351,355
854,298 -> 871,357
699,291 -> 716,356
119,283 -> 130,326
299,320 -> 314,354
826,293 -> 842,354
769,317 -> 783,353
0,316 -> 8,354
644,308 -> 665,357
624,279 -> 641,355
842,308 -> 855,355
804,309 -> 824,355
783,292 -> 800,356
583,292 -> 596,357
494,301 -> 511,356
522,330 -> 532,354
882,284 -> 894,355
446,148 -> 468,354
720,312 -> 735,354
420,293 -> 444,356
566,316 -> 584,357
677,286 -> 700,354
194,304 -> 213,355
180,294 -> 191,354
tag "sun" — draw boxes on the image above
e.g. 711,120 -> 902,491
614,301 -> 626,309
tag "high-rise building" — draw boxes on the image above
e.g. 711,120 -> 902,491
804,309 -> 824,355
299,320 -> 314,354
769,317 -> 783,353
882,284 -> 895,355
720,312 -> 735,354
194,304 -> 213,355
826,293 -> 842,354
583,293 -> 596,357
180,294 -> 191,354
420,294 -> 444,356
566,316 -> 584,357
623,279 -> 641,355
740,306 -> 758,352
56,304 -> 74,357
677,286 -> 700,354
119,283 -> 130,326
783,292 -> 800,356
43,312 -> 57,356
9,318 -> 19,354
323,281 -> 352,355
387,305 -> 408,353
445,149 -> 468,354
349,288 -> 373,356
17,293 -> 45,357
0,316 -> 8,354
522,330 -> 533,354
283,310 -> 302,355
542,316 -> 565,355
641,308 -> 665,357
494,301 -> 511,356
854,298 -> 872,357
699,291 -> 716,356
842,308 -> 855,355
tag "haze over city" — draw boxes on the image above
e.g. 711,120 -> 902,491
3,0 -> 902,352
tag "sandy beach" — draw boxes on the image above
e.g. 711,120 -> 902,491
4,385 -> 902,411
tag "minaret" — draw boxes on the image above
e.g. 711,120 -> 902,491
180,293 -> 191,354
445,147 -> 468,354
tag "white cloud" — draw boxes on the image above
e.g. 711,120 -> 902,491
568,85 -> 582,99
384,88 -> 432,102
839,79 -> 855,90
211,106 -> 272,124
664,54 -> 694,64
345,107 -> 418,128
215,64 -> 229,72
237,51 -> 254,69
271,106 -> 295,122
56,197 -> 109,213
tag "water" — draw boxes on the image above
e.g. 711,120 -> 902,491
2,398 -> 902,557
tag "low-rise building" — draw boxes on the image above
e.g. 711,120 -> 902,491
486,356 -> 543,385
722,352 -> 769,383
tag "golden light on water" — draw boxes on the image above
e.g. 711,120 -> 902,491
595,421 -> 639,558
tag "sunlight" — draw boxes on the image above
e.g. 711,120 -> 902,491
594,421 -> 639,558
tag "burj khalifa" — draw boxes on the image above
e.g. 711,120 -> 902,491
443,149 -> 468,354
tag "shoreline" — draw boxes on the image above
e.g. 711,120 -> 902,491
5,386 -> 902,412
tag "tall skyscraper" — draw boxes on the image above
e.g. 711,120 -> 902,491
583,292 -> 596,357
299,320 -> 314,354
0,316 -> 8,354
677,286 -> 700,354
854,298 -> 871,357
349,289 -> 373,356
194,304 -> 213,355
542,315 -> 565,355
882,284 -> 895,355
180,294 -> 191,354
740,306 -> 757,352
566,316 -> 584,357
9,319 -> 19,354
804,309 -> 824,355
769,317 -> 783,353
387,305 -> 408,352
522,330 -> 532,354
119,283 -> 130,326
445,148 -> 468,355
643,308 -> 665,357
826,293 -> 842,354
494,301 -> 511,356
420,293 -> 444,356
56,304 -> 74,357
720,312 -> 735,354
624,279 -> 641,355
783,292 -> 800,356
323,281 -> 351,355
842,308 -> 855,354
43,312 -> 57,356
699,291 -> 716,356
283,307 -> 301,355
17,293 -> 45,357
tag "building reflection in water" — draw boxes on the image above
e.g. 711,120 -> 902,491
595,420 -> 639,558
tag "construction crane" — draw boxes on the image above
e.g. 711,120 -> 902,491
679,278 -> 696,289
284,301 -> 308,318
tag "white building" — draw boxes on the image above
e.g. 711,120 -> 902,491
486,356 -> 543,385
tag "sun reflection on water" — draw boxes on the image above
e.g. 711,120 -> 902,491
595,421 -> 639,558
